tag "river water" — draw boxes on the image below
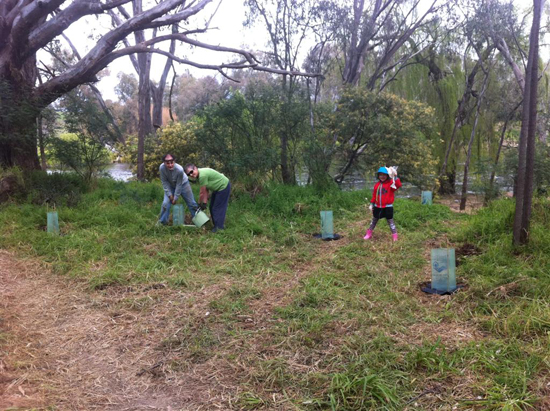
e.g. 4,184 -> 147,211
103,163 -> 134,181
60,164 -> 513,197
336,175 -> 422,197
103,165 -> 420,195
103,165 -> 423,197
47,163 -> 134,182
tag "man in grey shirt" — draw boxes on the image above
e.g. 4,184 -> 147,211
158,154 -> 199,225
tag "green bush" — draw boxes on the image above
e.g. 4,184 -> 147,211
0,166 -> 25,202
331,87 -> 439,188
23,170 -> 88,207
50,133 -> 110,183
118,121 -> 202,181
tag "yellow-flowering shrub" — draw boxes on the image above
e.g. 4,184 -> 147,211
118,120 -> 203,181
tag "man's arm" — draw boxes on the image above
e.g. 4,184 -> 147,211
199,186 -> 209,205
173,169 -> 184,201
160,166 -> 173,198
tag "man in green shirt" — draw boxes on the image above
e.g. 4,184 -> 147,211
184,164 -> 231,233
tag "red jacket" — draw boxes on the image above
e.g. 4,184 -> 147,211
370,178 -> 402,208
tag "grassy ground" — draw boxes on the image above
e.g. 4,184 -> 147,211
1,177 -> 549,410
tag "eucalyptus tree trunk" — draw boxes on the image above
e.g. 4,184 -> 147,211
342,0 -> 382,86
168,69 -> 177,122
136,56 -> 152,181
151,61 -> 172,130
485,100 -> 521,205
133,0 -> 153,181
460,71 -> 489,210
0,58 -> 41,170
37,113 -> 47,170
151,26 -> 177,130
437,47 -> 493,193
280,74 -> 295,185
112,7 -> 174,174
513,0 -> 543,246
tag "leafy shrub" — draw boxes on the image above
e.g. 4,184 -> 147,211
331,87 -> 439,189
50,133 -> 110,183
23,170 -> 88,207
0,166 -> 25,203
118,121 -> 202,181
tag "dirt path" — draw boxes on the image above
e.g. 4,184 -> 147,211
0,249 -> 236,411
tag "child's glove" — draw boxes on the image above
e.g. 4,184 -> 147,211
369,203 -> 373,211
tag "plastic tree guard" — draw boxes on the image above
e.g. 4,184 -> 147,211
421,191 -> 433,205
429,248 -> 457,293
47,211 -> 60,234
172,204 -> 184,226
320,210 -> 334,239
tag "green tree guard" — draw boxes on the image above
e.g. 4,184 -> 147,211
172,204 -> 184,226
422,191 -> 433,205
431,248 -> 456,292
320,211 -> 334,239
47,211 -> 60,234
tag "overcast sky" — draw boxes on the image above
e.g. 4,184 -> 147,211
57,0 -> 537,102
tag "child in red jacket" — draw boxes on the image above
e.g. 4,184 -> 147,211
364,166 -> 402,241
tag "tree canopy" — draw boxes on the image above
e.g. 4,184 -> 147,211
0,0 -> 319,170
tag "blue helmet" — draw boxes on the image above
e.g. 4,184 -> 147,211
377,166 -> 389,175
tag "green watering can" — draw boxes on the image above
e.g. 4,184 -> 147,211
192,210 -> 210,228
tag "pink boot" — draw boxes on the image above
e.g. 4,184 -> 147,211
363,229 -> 373,240
392,233 -> 398,242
